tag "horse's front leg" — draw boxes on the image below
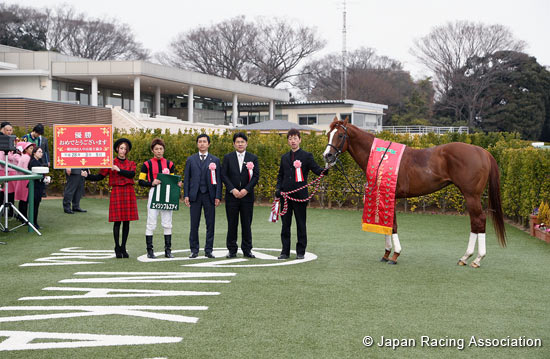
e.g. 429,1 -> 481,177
386,208 -> 401,265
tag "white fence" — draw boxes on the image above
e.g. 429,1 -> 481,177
381,126 -> 469,135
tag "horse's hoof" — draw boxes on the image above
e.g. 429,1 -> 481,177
387,260 -> 397,265
457,260 -> 467,266
380,257 -> 389,262
470,262 -> 480,268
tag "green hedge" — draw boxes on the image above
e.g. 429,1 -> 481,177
11,126 -> 549,224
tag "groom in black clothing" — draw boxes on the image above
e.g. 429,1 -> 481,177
221,132 -> 260,258
275,129 -> 325,260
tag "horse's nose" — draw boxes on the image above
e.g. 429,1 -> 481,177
324,152 -> 334,162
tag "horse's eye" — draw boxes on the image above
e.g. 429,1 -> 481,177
338,134 -> 343,138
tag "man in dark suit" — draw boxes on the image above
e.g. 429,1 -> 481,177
63,168 -> 88,214
275,129 -> 326,260
221,132 -> 260,258
184,134 -> 222,258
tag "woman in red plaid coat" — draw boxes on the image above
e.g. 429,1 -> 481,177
85,138 -> 138,258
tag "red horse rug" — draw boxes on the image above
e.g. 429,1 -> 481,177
362,138 -> 406,235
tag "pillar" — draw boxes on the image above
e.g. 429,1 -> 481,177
188,86 -> 194,123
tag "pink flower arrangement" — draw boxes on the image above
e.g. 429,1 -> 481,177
208,163 -> 216,170
162,168 -> 170,174
246,162 -> 254,170
293,160 -> 302,168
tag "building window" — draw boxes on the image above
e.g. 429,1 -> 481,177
299,114 -> 317,125
340,113 -> 352,122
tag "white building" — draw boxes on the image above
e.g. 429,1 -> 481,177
0,45 -> 288,132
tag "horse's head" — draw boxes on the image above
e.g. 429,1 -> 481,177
323,117 -> 350,167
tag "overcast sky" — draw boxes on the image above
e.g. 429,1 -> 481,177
6,0 -> 550,79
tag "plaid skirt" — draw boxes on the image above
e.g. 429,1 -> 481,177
109,184 -> 139,222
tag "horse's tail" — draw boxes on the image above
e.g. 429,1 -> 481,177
488,154 -> 507,247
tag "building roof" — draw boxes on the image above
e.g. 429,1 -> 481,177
235,120 -> 322,132
234,99 -> 388,109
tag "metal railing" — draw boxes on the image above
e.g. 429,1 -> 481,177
381,126 -> 469,135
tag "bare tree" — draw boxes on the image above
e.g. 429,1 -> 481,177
0,4 -> 47,50
159,16 -> 325,87
249,18 -> 325,87
159,16 -> 257,81
411,21 -> 526,98
0,4 -> 149,60
297,47 -> 423,124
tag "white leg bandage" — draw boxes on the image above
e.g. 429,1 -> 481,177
385,235 -> 392,251
472,233 -> 486,265
392,234 -> 401,253
460,232 -> 477,261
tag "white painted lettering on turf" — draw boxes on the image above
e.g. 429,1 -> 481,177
58,271 -> 236,284
20,247 -> 114,267
0,330 -> 181,351
0,306 -> 208,323
19,287 -> 220,301
137,248 -> 317,268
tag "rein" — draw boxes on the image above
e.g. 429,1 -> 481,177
277,168 -> 327,216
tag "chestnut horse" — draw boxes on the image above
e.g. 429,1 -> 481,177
323,118 -> 506,267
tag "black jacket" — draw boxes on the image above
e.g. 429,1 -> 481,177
221,151 -> 260,203
276,148 -> 325,200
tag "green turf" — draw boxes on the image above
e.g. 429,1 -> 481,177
0,198 -> 548,358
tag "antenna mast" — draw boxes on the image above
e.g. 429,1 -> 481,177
340,0 -> 347,100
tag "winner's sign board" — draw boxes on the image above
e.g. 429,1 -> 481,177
150,174 -> 181,211
54,125 -> 113,169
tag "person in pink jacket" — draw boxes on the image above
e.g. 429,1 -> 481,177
14,142 -> 36,222
0,122 -> 20,217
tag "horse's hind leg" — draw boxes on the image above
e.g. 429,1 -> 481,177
458,232 -> 477,265
458,196 -> 487,268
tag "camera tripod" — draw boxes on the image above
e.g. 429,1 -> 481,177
0,152 -> 41,236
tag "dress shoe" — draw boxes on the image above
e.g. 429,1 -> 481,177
64,209 -> 74,214
72,208 -> 87,213
205,253 -> 215,258
243,252 -> 256,258
278,254 -> 289,260
189,252 -> 198,258
296,254 -> 305,259
226,253 -> 237,258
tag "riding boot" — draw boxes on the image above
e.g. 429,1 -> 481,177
146,235 -> 156,259
114,245 -> 122,259
164,234 -> 174,258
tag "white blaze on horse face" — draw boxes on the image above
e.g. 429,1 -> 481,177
323,129 -> 337,158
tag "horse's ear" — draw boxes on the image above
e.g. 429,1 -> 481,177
332,116 -> 339,123
343,116 -> 349,125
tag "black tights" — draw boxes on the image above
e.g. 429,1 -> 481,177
113,221 -> 130,248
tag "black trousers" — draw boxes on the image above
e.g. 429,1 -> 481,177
280,199 -> 308,256
189,191 -> 215,255
225,200 -> 254,254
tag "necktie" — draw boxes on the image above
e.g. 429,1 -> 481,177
238,153 -> 243,172
200,154 -> 205,162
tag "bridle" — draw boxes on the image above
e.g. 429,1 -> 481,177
325,122 -> 349,161
324,122 -> 365,196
